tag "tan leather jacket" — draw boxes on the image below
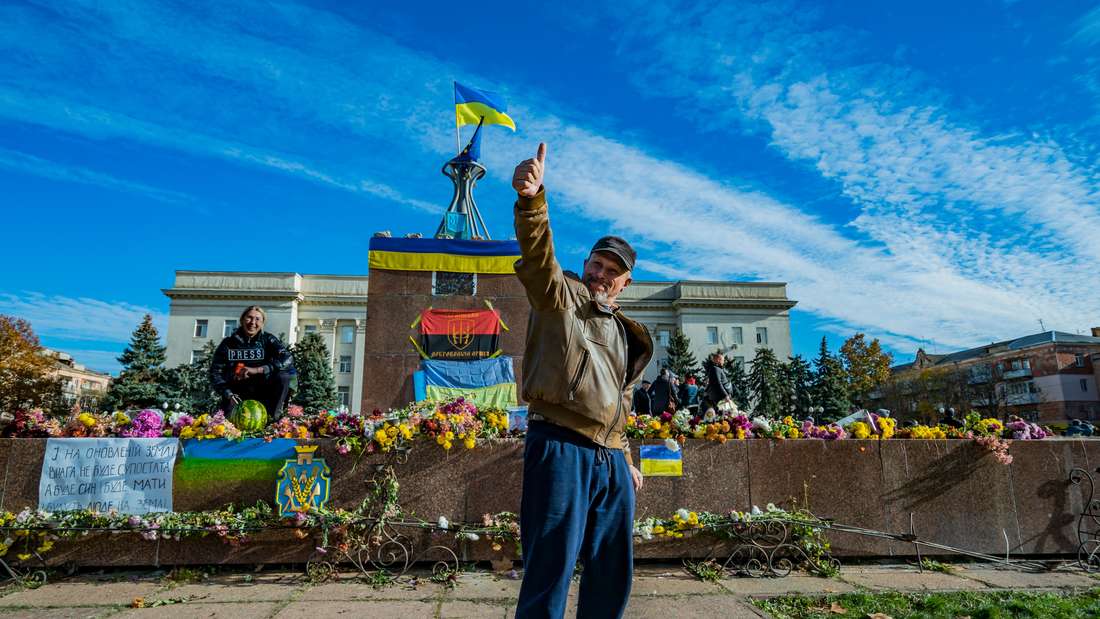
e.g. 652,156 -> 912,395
513,189 -> 654,465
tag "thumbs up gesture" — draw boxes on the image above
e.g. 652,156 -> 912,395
512,142 -> 547,198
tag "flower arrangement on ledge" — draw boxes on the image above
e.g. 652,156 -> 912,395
0,399 -> 1060,460
0,499 -> 825,567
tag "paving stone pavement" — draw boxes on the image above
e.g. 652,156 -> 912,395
0,563 -> 1093,618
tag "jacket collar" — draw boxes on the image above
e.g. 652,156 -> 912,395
233,329 -> 264,345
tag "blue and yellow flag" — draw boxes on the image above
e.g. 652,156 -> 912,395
455,82 -> 516,131
368,237 -> 520,274
421,357 -> 518,409
639,444 -> 683,477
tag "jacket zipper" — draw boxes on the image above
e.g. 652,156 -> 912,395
567,350 -> 590,401
600,317 -> 630,445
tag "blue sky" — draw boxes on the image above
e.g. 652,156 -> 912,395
1,0 -> 1099,375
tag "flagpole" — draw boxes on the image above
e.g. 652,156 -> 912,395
455,123 -> 461,156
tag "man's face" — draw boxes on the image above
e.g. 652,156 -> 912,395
582,251 -> 632,305
242,310 -> 265,337
713,354 -> 725,367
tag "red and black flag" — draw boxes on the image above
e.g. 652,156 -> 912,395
414,309 -> 502,360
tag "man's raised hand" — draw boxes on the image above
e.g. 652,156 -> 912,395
512,142 -> 547,198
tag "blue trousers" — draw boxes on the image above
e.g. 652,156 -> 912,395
515,421 -> 635,619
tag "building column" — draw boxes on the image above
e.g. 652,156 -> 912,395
320,319 -> 338,366
351,319 -> 366,413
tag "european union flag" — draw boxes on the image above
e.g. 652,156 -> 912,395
454,82 -> 516,131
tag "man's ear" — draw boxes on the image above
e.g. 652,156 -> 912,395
623,275 -> 633,289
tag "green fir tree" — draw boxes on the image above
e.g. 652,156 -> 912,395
292,332 -> 338,413
664,329 -> 700,381
102,314 -> 170,409
165,340 -> 219,413
812,336 -> 851,422
748,347 -> 782,418
785,355 -> 815,417
723,358 -> 752,412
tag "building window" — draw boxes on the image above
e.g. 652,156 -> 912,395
432,271 -> 477,296
337,386 -> 350,408
339,355 -> 352,373
731,327 -> 743,345
194,319 -> 208,338
1076,354 -> 1086,368
1083,379 -> 1090,392
706,326 -> 719,345
190,349 -> 204,364
756,327 -> 768,345
223,319 -> 237,337
340,325 -> 355,344
656,330 -> 670,347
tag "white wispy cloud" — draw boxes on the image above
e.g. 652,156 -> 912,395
1070,6 -> 1100,47
0,293 -> 165,344
572,0 -> 1100,348
0,147 -> 196,205
0,0 -> 452,213
2,0 -> 1095,358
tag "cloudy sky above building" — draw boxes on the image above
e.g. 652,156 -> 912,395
2,0 -> 1098,374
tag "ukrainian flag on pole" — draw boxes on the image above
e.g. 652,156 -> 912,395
454,82 -> 516,131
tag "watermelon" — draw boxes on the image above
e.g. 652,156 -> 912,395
231,399 -> 268,432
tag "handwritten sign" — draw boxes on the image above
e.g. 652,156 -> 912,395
39,438 -> 178,514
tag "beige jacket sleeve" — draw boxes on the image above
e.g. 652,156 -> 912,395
513,188 -> 572,311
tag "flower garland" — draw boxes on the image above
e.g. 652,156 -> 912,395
0,501 -> 829,568
0,400 -> 1064,460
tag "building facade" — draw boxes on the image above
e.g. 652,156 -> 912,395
47,349 -> 111,409
882,330 -> 1100,423
615,280 -> 796,378
163,272 -> 369,409
163,271 -> 795,411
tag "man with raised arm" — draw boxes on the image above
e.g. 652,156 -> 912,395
511,142 -> 654,619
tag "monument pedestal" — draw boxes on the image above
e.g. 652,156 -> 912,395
359,268 -> 530,413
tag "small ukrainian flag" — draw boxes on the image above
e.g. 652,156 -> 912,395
454,82 -> 516,131
639,444 -> 683,477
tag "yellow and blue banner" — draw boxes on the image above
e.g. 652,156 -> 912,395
368,237 -> 520,274
455,82 -> 516,131
421,357 -> 517,409
176,438 -> 298,492
639,444 -> 683,477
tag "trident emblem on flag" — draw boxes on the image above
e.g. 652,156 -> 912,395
447,318 -> 475,350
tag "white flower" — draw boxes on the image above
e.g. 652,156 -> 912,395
676,508 -> 690,521
750,505 -> 762,516
637,525 -> 654,540
672,410 -> 692,431
437,516 -> 449,530
162,402 -> 169,410
751,417 -> 772,433
765,503 -> 778,513
703,410 -> 717,423
664,438 -> 680,453
462,532 -> 479,541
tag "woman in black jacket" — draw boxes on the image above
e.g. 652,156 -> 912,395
209,306 -> 294,419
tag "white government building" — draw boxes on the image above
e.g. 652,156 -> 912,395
163,271 -> 796,410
